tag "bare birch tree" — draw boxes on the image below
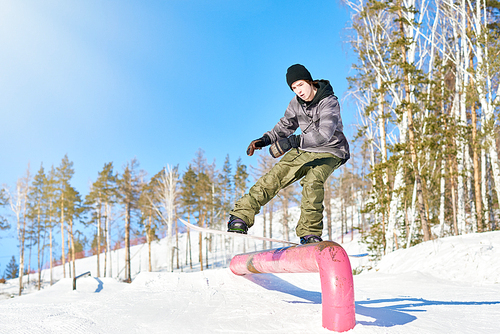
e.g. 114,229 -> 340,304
7,166 -> 31,295
152,165 -> 179,272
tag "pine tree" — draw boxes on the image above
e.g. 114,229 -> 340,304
205,161 -> 220,263
45,166 -> 58,285
65,184 -> 83,281
55,155 -> 75,278
234,157 -> 248,200
234,156 -> 249,252
215,155 -> 233,257
117,158 -> 144,282
386,0 -> 430,244
253,152 -> 276,246
180,165 -> 197,269
139,169 -> 162,272
192,149 -> 211,270
85,162 -> 117,277
3,256 -> 18,279
27,164 -> 48,290
0,189 -> 10,230
218,155 -> 233,222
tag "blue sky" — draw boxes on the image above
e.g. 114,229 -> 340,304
0,1 -> 356,273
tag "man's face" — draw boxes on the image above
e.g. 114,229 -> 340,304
291,80 -> 315,101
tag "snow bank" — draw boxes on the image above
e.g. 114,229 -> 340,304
375,231 -> 500,284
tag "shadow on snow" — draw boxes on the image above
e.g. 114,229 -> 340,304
244,273 -> 500,328
94,277 -> 104,293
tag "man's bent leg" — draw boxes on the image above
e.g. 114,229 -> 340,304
230,150 -> 306,227
296,154 -> 346,238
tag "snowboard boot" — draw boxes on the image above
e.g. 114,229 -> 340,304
227,215 -> 248,234
300,235 -> 323,245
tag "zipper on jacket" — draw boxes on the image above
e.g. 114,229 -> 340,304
300,103 -> 315,134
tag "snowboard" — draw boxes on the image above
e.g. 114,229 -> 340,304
179,218 -> 299,245
179,218 -> 369,257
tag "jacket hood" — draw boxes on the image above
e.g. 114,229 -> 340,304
297,80 -> 335,106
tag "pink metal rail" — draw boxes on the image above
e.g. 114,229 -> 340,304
229,241 -> 356,332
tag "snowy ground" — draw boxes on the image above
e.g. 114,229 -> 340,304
1,219 -> 499,333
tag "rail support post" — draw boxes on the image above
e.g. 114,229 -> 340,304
230,241 -> 355,332
73,271 -> 91,290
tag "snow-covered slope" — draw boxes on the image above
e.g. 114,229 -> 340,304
375,231 -> 500,284
1,229 -> 499,333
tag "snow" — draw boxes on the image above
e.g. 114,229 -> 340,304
375,231 -> 500,284
1,225 -> 500,333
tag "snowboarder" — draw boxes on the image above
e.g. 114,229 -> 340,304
227,64 -> 350,244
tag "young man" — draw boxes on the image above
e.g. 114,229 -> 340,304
227,64 -> 350,244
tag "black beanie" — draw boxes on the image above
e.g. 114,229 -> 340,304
286,64 -> 313,89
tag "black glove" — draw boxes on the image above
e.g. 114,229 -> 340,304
269,135 -> 300,158
246,134 -> 271,156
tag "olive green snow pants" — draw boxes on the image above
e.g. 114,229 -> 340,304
230,149 -> 347,238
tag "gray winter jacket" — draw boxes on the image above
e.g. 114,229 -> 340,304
265,80 -> 350,160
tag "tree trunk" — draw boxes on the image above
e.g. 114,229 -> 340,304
106,204 -> 112,278
481,149 -> 490,230
50,227 -> 53,285
487,158 -> 496,230
175,218 -> 179,270
269,201 -> 274,249
37,205 -> 42,290
60,193 -> 66,278
449,156 -> 459,235
147,215 -> 152,272
18,221 -> 25,296
398,4 -> 430,241
97,205 -> 101,277
19,182 -> 29,296
198,231 -> 203,271
103,216 -> 107,278
70,218 -> 76,281
197,213 -> 206,271
282,197 -> 290,242
67,229 -> 71,278
438,158 -> 446,236
471,99 -> 483,232
406,179 -> 418,248
262,206 -> 267,249
125,204 -> 131,282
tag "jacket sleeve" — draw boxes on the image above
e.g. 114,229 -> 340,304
264,100 -> 299,143
301,96 -> 340,149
